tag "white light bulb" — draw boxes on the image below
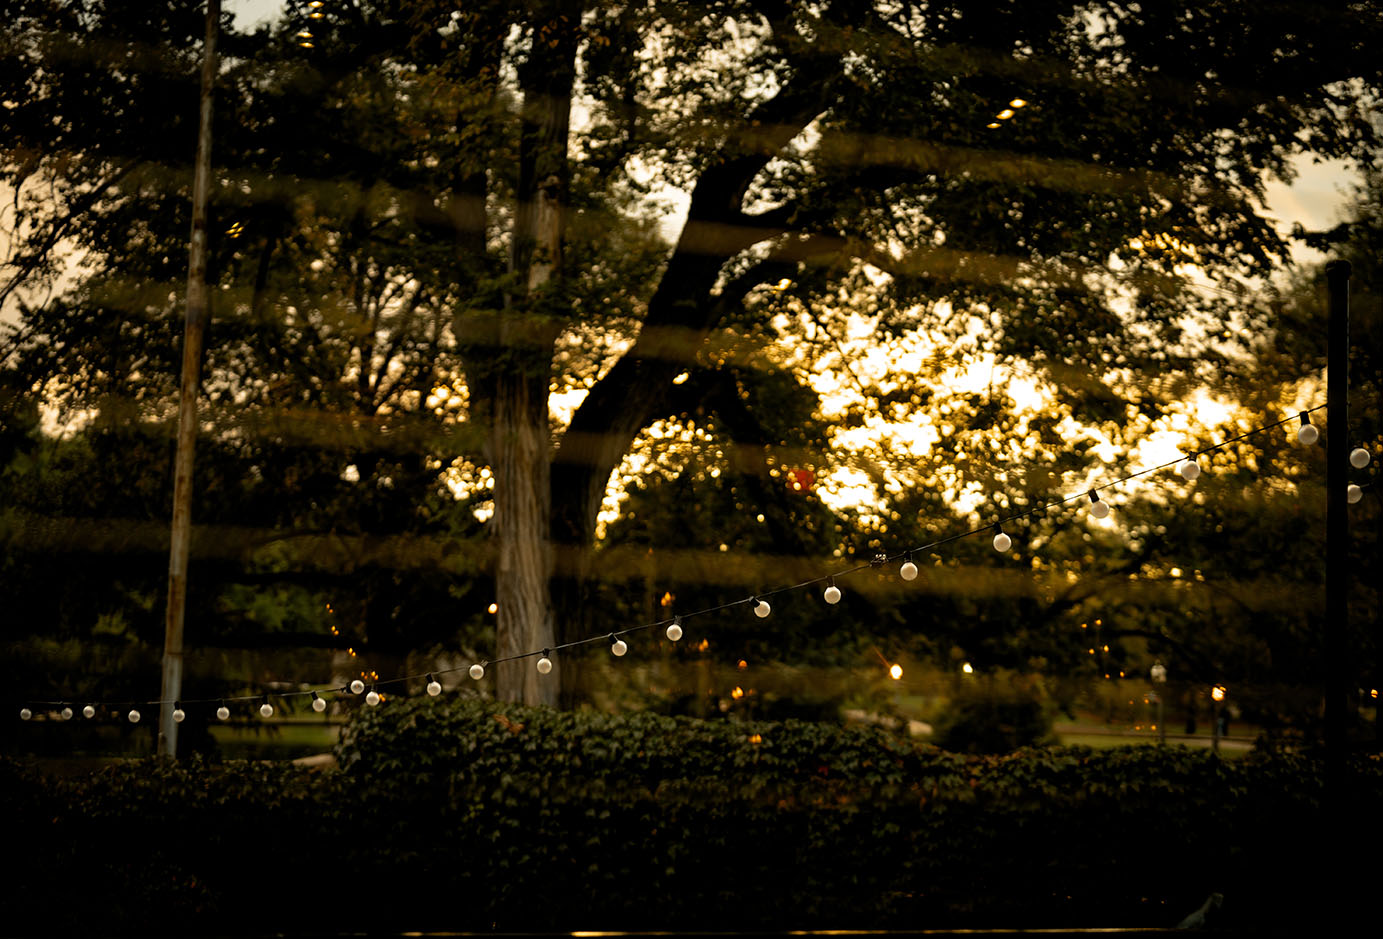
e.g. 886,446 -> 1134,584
1091,499 -> 1110,519
1347,484 -> 1362,504
611,639 -> 628,657
1297,424 -> 1319,445
216,705 -> 230,721
260,702 -> 274,718
993,532 -> 1011,552
1351,447 -> 1371,468
349,679 -> 365,694
469,663 -> 485,680
823,584 -> 841,604
312,694 -> 327,713
82,705 -> 95,719
172,707 -> 185,723
60,707 -> 73,721
754,599 -> 771,618
427,679 -> 442,696
666,621 -> 683,642
536,656 -> 553,675
19,708 -> 31,721
1179,458 -> 1200,480
365,691 -> 380,706
900,560 -> 918,581
128,709 -> 140,723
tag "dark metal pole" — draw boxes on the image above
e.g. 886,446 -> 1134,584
158,0 -> 220,758
1325,260 -> 1351,776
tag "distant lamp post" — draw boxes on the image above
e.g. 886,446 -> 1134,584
1210,684 -> 1227,755
1150,662 -> 1168,745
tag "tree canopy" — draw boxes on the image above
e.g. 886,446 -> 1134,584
2,0 -> 1380,715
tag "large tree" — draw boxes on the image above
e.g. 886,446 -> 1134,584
3,1 -> 1380,706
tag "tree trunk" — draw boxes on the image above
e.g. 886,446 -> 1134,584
490,1 -> 580,705
491,364 -> 557,705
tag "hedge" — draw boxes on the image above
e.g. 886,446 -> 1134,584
3,696 -> 1379,934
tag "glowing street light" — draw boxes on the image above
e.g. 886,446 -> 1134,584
1150,662 -> 1167,745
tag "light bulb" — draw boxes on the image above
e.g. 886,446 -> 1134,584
1089,492 -> 1110,519
469,663 -> 485,680
82,705 -> 95,719
900,560 -> 918,581
666,618 -> 683,642
60,707 -> 73,721
19,708 -> 31,721
426,675 -> 442,696
1348,484 -> 1362,504
754,598 -> 771,618
172,705 -> 185,723
611,638 -> 628,657
128,709 -> 141,723
216,704 -> 230,721
823,583 -> 841,604
1297,419 -> 1318,445
350,679 -> 365,694
993,531 -> 1011,552
365,690 -> 380,706
1179,457 -> 1200,480
311,693 -> 327,712
536,655 -> 553,675
1351,447 -> 1371,468
260,701 -> 274,718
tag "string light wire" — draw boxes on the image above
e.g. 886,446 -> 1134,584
18,405 -> 1361,718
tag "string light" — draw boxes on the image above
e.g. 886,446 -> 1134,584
60,707 -> 72,720
365,689 -> 381,706
1351,447 -> 1372,468
823,579 -> 841,604
18,407 -> 1342,723
20,707 -> 31,720
172,702 -> 185,723
900,554 -> 919,581
1348,484 -> 1362,504
610,635 -> 628,657
1297,412 -> 1318,445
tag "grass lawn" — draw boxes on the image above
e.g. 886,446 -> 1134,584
208,720 -> 340,760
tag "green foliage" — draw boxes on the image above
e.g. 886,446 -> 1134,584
5,699 -> 1381,932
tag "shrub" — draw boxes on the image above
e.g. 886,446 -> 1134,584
2,698 -> 1378,935
931,679 -> 1056,753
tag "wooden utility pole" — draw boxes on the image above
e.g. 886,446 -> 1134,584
1324,260 -> 1350,775
158,0 -> 220,757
